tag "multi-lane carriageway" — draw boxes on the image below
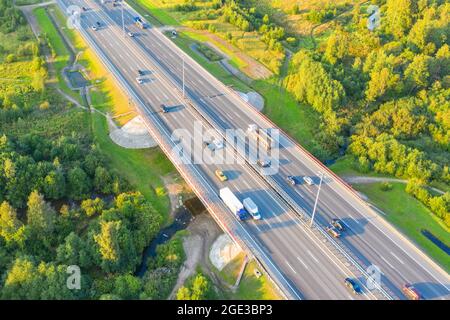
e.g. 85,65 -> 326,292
58,0 -> 450,300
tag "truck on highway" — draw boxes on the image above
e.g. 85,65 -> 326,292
219,188 -> 247,221
243,197 -> 261,220
248,124 -> 275,151
134,17 -> 148,29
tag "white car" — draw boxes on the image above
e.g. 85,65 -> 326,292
128,32 -> 134,37
91,25 -> 98,31
136,77 -> 144,84
213,139 -> 224,150
303,176 -> 314,186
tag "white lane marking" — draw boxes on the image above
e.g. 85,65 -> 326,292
296,256 -> 309,270
380,255 -> 394,270
285,260 -> 297,274
307,250 -> 319,264
390,251 -> 405,265
76,2 -> 374,298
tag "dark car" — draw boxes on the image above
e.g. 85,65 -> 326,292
138,70 -> 144,76
286,175 -> 298,186
331,219 -> 345,231
161,104 -> 170,113
96,21 -> 101,27
344,278 -> 362,295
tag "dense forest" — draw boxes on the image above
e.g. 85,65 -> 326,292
0,0 -> 190,299
283,0 -> 449,227
171,0 -> 449,227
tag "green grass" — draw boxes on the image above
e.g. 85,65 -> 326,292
169,31 -> 251,92
252,77 -> 323,156
90,112 -> 174,217
196,43 -> 223,62
40,5 -> 176,220
214,254 -> 281,300
354,182 -> 450,272
33,7 -> 81,103
168,30 -> 324,157
217,253 -> 245,286
232,261 -> 281,300
127,0 -> 179,26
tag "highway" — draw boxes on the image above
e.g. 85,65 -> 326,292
58,0 -> 449,300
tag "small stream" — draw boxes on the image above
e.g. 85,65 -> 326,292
135,197 -> 206,277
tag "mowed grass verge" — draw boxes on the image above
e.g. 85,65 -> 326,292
33,7 -> 81,103
354,182 -> 450,273
214,253 -> 281,300
37,5 -> 175,219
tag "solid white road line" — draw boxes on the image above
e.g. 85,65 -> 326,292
296,256 -> 309,270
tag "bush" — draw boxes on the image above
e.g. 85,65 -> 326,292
380,182 -> 393,191
5,53 -> 15,63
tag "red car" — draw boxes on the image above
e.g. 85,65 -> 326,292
402,284 -> 421,300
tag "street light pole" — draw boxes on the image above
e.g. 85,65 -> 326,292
310,172 -> 324,228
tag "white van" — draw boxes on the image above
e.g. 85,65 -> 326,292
303,176 -> 314,186
243,198 -> 261,220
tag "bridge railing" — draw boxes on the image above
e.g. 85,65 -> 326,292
57,0 -> 299,300
123,6 -> 394,300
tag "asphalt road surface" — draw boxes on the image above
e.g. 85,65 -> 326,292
57,0 -> 449,300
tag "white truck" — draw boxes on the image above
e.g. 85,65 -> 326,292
243,197 -> 261,220
219,188 -> 247,221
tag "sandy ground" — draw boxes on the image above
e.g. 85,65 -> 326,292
108,115 -> 158,149
162,174 -> 190,218
209,234 -> 242,271
169,213 -> 224,299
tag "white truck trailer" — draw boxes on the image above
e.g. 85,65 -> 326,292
219,188 -> 247,221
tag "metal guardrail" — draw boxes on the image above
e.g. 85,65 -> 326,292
56,0 -> 299,300
113,7 -> 393,299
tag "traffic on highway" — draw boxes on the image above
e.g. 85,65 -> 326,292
58,0 -> 450,300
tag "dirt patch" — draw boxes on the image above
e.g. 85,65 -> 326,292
169,213 -> 224,299
162,173 -> 191,218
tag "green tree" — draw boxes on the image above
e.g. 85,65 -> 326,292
0,201 -> 25,245
94,166 -> 112,194
67,167 -> 91,200
26,190 -> 55,235
404,54 -> 431,90
81,198 -> 104,217
42,170 -> 66,200
94,220 -> 121,263
386,0 -> 417,38
113,274 -> 142,299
